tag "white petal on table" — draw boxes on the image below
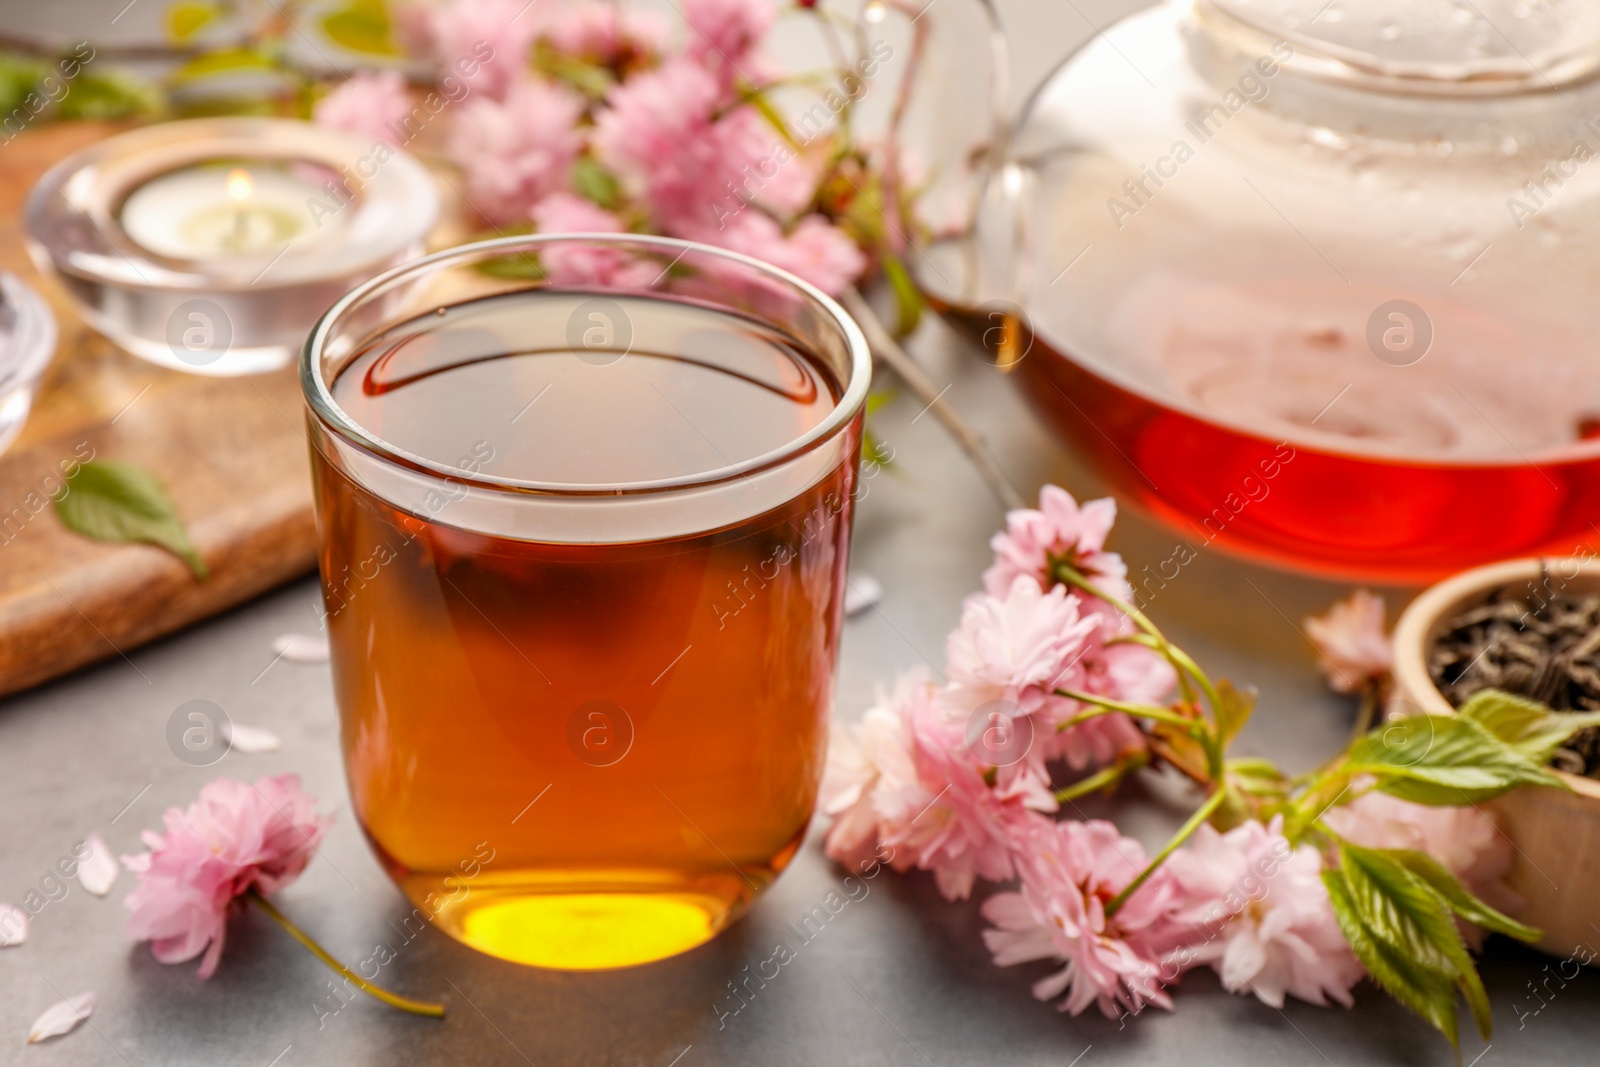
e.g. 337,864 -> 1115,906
272,632 -> 330,663
76,833 -> 118,897
28,992 -> 94,1044
0,903 -> 26,946
226,723 -> 282,754
844,574 -> 883,617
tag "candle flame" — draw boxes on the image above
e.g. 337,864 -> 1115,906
225,168 -> 254,202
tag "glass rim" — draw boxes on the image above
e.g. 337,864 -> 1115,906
302,232 -> 873,497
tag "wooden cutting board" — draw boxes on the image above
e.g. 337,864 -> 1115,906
0,123 -> 339,698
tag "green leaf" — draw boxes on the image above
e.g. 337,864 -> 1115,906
321,0 -> 399,56
474,251 -> 545,281
1340,843 -> 1463,975
744,84 -> 801,150
533,42 -> 613,99
1324,867 -> 1461,1047
167,47 -> 282,87
54,461 -> 207,579
861,430 -> 894,470
1347,713 -> 1566,804
571,156 -> 621,211
864,388 -> 896,416
1226,757 -> 1289,796
1339,843 -> 1492,1041
1456,688 -> 1600,768
0,54 -> 44,117
167,1 -> 223,43
58,72 -> 161,121
1388,847 -> 1541,943
1215,679 -> 1256,745
881,252 -> 922,337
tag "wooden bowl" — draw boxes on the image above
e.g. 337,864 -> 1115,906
1391,557 -> 1600,958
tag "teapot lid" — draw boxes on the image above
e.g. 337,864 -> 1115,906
1198,0 -> 1600,93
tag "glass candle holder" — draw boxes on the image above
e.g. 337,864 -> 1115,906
25,117 -> 437,377
0,272 -> 58,458
302,235 -> 870,970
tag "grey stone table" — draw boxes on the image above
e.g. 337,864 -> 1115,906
2,309 -> 1597,1067
4,1 -> 1599,1062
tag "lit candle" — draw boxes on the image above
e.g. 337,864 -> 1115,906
27,117 -> 438,376
119,164 -> 334,260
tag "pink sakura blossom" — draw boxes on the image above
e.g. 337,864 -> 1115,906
822,668 -> 1034,899
1082,634 -> 1176,708
776,215 -> 867,292
531,192 -> 659,288
592,58 -> 725,224
543,4 -> 667,64
893,702 -> 1044,900
946,577 -> 1097,719
592,60 -> 820,229
593,58 -> 805,232
984,486 -> 1130,603
819,669 -> 935,871
1321,790 -> 1517,945
1165,817 -> 1364,1008
121,775 -> 332,979
982,819 -> 1182,1018
681,0 -> 777,79
1304,590 -> 1392,693
689,210 -> 865,296
402,0 -> 543,100
702,107 -> 822,218
945,576 -> 1151,778
313,71 -> 412,147
448,78 -> 586,224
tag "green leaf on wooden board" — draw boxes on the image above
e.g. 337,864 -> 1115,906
53,461 -> 207,579
0,54 -> 45,118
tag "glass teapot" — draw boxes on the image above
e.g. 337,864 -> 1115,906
933,0 -> 1600,582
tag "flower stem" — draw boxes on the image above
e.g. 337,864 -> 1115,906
841,287 -> 1025,511
1103,786 -> 1229,920
246,891 -> 446,1018
1051,566 -> 1228,781
1052,564 -> 1209,712
1348,677 -> 1382,746
1054,688 -> 1200,734
1054,752 -> 1148,805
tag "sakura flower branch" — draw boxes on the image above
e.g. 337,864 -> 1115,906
822,484 -> 1600,1048
122,774 -> 444,1018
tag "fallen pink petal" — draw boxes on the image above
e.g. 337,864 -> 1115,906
27,992 -> 94,1044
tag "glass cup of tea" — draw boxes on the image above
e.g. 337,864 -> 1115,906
301,235 -> 870,970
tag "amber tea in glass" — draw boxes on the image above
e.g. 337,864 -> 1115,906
302,236 -> 869,969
